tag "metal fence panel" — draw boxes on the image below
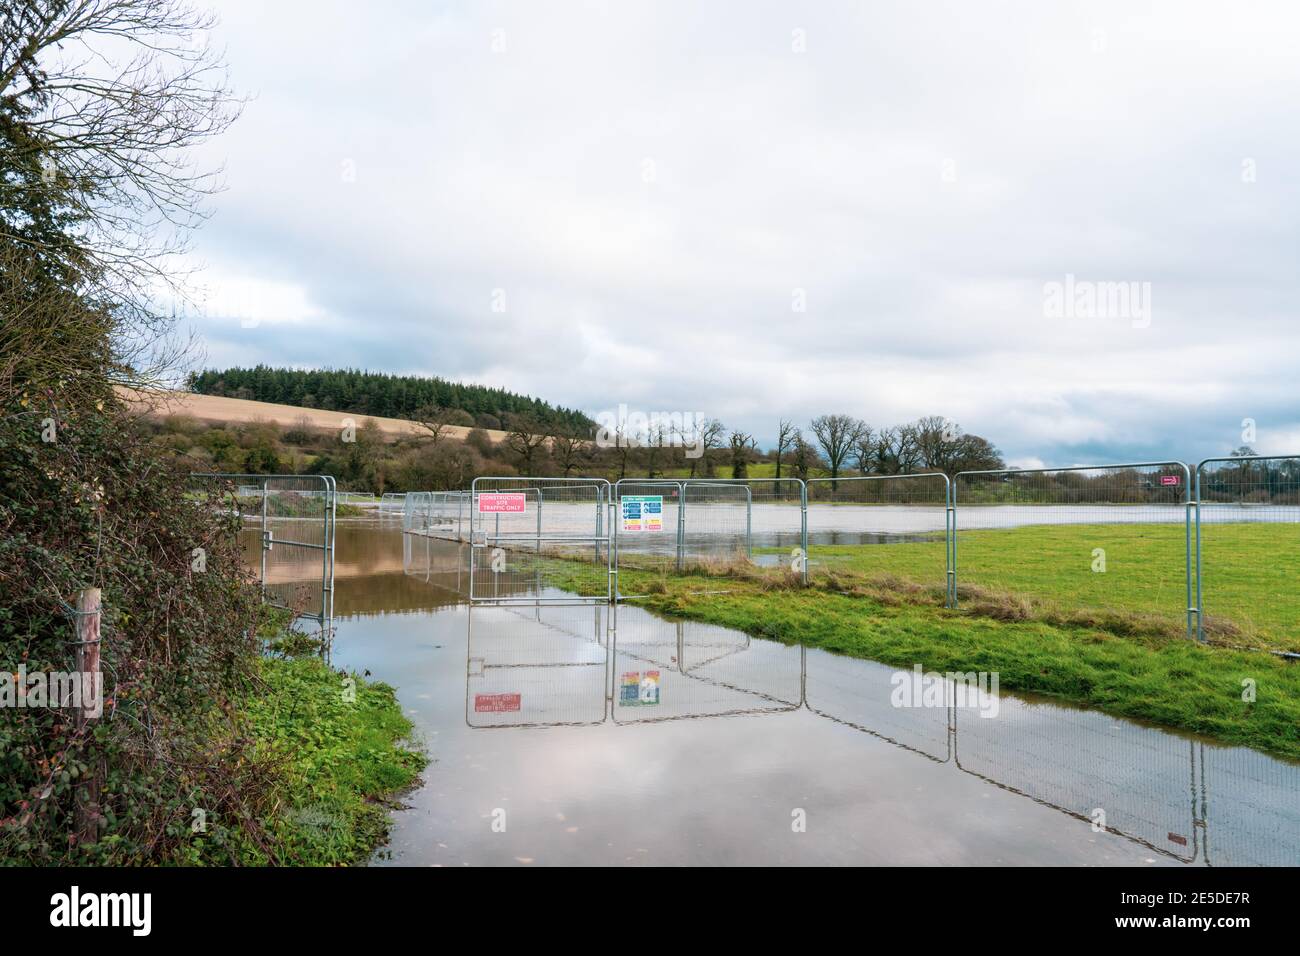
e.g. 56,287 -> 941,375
1195,455 -> 1300,645
613,479 -> 686,573
954,462 -> 1193,636
681,480 -> 752,565
403,490 -> 470,538
469,477 -> 611,605
613,478 -> 802,587
690,478 -> 807,577
806,474 -> 952,604
191,472 -> 336,638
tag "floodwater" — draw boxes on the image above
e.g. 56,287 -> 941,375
431,499 -> 1241,562
315,518 -> 1299,866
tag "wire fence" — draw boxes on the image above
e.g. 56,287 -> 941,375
721,478 -> 806,574
403,531 -> 471,599
612,479 -> 687,573
468,477 -> 611,605
449,587 -> 1300,864
1195,456 -> 1300,644
954,462 -> 1193,636
612,477 -> 806,575
803,648 -> 951,762
190,472 -> 336,642
393,452 -> 1298,647
404,490 -> 471,539
807,474 -> 951,602
1199,741 -> 1300,866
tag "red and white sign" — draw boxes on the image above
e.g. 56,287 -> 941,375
477,493 -> 527,514
1160,475 -> 1181,486
474,693 -> 522,713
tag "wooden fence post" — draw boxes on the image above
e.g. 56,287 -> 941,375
74,587 -> 102,846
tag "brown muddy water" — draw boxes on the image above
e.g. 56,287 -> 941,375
301,518 -> 1298,866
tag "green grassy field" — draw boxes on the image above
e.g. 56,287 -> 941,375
797,522 -> 1297,650
541,520 -> 1300,761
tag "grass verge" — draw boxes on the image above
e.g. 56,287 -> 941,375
233,654 -> 425,865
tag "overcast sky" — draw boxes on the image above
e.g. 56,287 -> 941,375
176,0 -> 1300,467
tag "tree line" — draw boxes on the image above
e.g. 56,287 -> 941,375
186,365 -> 595,433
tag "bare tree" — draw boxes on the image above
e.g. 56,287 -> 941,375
810,414 -> 866,484
728,430 -> 757,479
614,423 -> 632,480
913,415 -> 953,472
873,425 -> 921,474
504,414 -> 548,476
550,431 -> 586,477
697,417 -> 727,478
412,404 -> 454,450
852,423 -> 876,476
645,422 -> 667,477
1,0 -> 244,389
774,418 -> 796,480
789,430 -> 819,481
895,423 -> 922,473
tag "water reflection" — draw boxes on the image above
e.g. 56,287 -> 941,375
953,698 -> 1198,862
466,604 -> 608,728
458,588 -> 1299,867
327,523 -> 1298,866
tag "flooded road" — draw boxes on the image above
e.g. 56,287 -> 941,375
322,519 -> 1299,866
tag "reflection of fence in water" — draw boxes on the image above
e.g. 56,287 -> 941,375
458,597 -> 1298,864
1200,742 -> 1300,867
466,603 -> 609,728
803,649 -> 950,762
954,696 -> 1198,862
611,614 -> 802,724
403,533 -> 471,597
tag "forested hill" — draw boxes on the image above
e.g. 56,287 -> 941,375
185,366 -> 594,432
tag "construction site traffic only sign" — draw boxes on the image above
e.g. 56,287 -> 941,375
478,492 -> 527,514
621,495 -> 664,532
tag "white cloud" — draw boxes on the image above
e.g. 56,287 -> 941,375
179,0 -> 1300,464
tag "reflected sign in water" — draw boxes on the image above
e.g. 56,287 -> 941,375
455,594 -> 1299,866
